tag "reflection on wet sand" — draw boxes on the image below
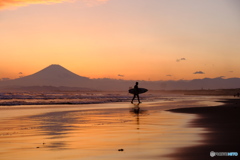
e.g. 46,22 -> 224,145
0,102 -> 204,160
30,111 -> 80,139
130,103 -> 148,128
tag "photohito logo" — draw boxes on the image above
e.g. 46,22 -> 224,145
210,151 -> 238,157
210,151 -> 216,157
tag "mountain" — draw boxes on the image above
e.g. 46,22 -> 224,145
0,64 -> 91,88
1,64 -> 240,91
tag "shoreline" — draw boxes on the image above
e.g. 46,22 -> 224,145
168,98 -> 240,159
0,96 -> 238,160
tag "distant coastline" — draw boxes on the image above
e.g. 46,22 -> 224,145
1,65 -> 240,91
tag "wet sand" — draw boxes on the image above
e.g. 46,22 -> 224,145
0,97 -> 237,160
168,98 -> 240,160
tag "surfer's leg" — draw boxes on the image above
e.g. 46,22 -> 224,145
131,94 -> 136,103
137,94 -> 141,103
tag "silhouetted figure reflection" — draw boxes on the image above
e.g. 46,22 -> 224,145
132,103 -> 140,114
131,82 -> 141,103
132,103 -> 140,127
130,103 -> 147,128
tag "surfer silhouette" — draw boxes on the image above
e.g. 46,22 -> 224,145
131,82 -> 141,103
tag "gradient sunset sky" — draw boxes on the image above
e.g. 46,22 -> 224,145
0,0 -> 239,81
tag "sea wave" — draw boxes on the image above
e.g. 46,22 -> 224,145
0,91 -> 164,106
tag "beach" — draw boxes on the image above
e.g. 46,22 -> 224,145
168,98 -> 240,160
0,96 -> 239,160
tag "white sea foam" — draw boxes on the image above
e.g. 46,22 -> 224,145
0,91 -> 162,106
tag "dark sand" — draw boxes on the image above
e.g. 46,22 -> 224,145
168,98 -> 240,160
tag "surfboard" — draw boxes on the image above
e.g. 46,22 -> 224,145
128,88 -> 148,94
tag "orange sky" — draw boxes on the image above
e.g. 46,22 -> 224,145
0,0 -> 240,81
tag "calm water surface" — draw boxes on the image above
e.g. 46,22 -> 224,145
0,96 -> 225,160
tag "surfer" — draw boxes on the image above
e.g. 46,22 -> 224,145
131,82 -> 141,103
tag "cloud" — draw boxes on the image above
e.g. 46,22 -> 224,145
176,58 -> 186,62
218,76 -> 225,79
118,74 -> 124,77
0,78 -> 11,81
166,75 -> 172,77
193,71 -> 205,74
0,0 -> 67,9
0,0 -> 108,10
